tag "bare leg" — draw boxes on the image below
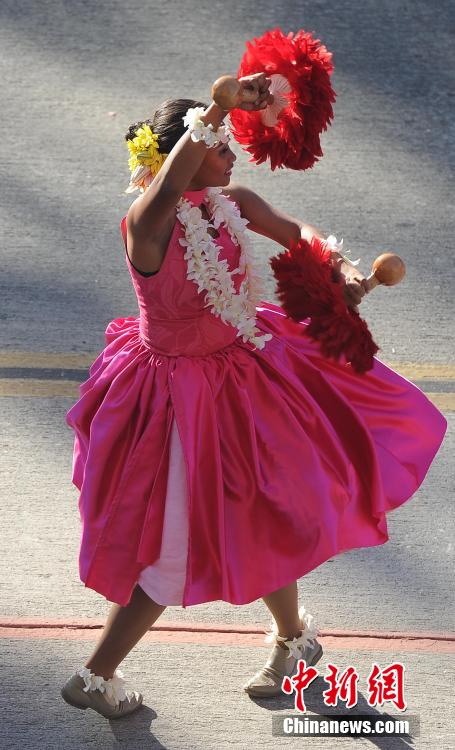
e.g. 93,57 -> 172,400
262,581 -> 301,648
84,585 -> 166,679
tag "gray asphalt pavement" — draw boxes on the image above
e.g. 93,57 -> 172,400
1,1 -> 454,749
1,637 -> 453,749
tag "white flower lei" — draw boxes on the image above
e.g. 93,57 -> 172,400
176,187 -> 273,350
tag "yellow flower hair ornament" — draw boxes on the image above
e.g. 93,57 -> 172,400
125,124 -> 168,194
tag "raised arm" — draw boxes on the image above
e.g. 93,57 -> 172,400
128,102 -> 229,242
127,74 -> 273,249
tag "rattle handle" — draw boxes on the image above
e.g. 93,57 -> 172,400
365,272 -> 381,292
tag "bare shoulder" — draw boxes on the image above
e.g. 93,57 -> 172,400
220,182 -> 257,216
221,182 -> 302,249
220,181 -> 247,200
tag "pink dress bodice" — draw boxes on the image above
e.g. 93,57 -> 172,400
120,187 -> 244,357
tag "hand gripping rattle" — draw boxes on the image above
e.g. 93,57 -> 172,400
211,75 -> 250,110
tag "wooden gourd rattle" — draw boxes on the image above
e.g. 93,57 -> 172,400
365,253 -> 406,293
212,75 -> 255,109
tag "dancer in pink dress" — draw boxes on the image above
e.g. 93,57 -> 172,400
61,74 -> 447,718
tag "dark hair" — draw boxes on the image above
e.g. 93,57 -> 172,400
125,98 -> 209,154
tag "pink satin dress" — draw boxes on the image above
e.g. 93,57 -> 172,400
66,186 -> 447,609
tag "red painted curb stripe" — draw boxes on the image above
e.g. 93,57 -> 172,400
0,617 -> 453,642
0,618 -> 454,653
1,626 -> 455,653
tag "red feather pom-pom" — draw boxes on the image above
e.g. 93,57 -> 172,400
270,237 -> 380,374
229,27 -> 336,170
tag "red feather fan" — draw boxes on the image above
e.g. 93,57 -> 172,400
270,237 -> 380,374
229,27 -> 336,170
230,28 -> 377,372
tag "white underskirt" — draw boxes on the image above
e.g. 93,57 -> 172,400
137,416 -> 189,605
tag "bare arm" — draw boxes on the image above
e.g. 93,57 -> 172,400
225,183 -> 368,309
128,73 -> 274,240
224,183 -> 326,249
